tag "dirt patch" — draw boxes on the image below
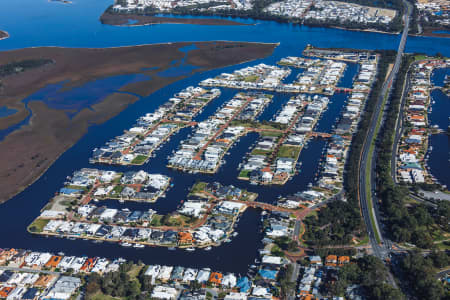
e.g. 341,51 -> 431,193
0,41 -> 277,204
100,11 -> 248,27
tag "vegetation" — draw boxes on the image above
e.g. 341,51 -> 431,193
0,59 -> 53,78
130,155 -> 148,165
399,252 -> 449,299
331,255 -> 404,299
276,145 -> 301,159
85,262 -> 147,300
190,181 -> 208,194
303,201 -> 362,246
276,264 -> 295,299
28,218 -> 50,233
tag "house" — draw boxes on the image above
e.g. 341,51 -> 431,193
43,276 -> 81,300
209,272 -> 223,285
151,286 -> 178,299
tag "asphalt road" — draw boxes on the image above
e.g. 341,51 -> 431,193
358,0 -> 412,263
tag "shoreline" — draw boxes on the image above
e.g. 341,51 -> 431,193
100,11 -> 249,27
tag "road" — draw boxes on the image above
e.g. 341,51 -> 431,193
358,0 -> 412,266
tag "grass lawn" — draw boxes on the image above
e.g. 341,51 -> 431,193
190,182 -> 208,194
261,131 -> 283,137
131,155 -> 148,165
251,148 -> 271,156
244,75 -> 259,82
110,185 -> 124,196
238,170 -> 251,178
277,145 -> 301,159
28,218 -> 50,233
150,214 -> 163,226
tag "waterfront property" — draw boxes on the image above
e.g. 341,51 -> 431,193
396,58 -> 449,185
168,92 -> 274,174
29,181 -> 258,249
90,86 -> 221,166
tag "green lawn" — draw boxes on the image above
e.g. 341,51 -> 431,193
277,145 -> 301,159
28,218 -> 50,233
150,214 -> 163,226
238,170 -> 251,178
244,75 -> 259,82
130,155 -> 148,165
110,185 -> 124,196
190,181 -> 208,194
261,131 -> 283,137
251,148 -> 271,156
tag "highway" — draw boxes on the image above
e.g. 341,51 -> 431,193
358,0 -> 412,263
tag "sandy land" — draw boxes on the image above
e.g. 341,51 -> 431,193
100,11 -> 248,27
0,41 -> 277,203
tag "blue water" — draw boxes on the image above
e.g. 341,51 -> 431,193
0,106 -> 17,118
432,30 -> 450,34
428,68 -> 449,188
157,44 -> 199,77
24,74 -> 149,118
0,73 -> 149,141
0,0 -> 450,272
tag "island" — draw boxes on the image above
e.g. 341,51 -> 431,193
0,41 -> 277,204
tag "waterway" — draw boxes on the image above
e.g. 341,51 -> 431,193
428,68 -> 449,189
1,0 -> 450,273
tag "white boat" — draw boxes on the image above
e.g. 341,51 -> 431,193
185,247 -> 195,252
204,246 -> 212,251
120,242 -> 132,247
133,244 -> 145,249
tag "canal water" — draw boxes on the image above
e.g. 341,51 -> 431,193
1,0 -> 450,273
428,68 -> 450,189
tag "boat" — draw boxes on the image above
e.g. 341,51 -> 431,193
120,242 -> 132,247
185,247 -> 195,252
133,244 -> 145,249
168,247 -> 176,251
204,246 -> 212,251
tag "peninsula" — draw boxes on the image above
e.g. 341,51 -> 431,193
0,41 -> 277,204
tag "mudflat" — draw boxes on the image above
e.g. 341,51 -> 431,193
100,11 -> 248,26
0,41 -> 276,203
